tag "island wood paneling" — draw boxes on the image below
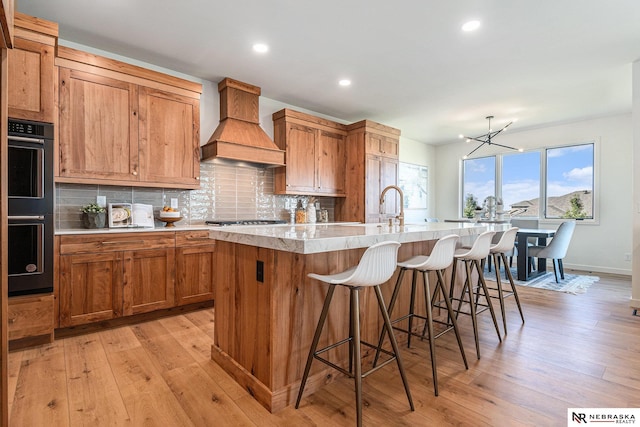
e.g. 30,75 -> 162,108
212,239 -> 437,412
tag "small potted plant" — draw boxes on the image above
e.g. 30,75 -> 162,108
81,203 -> 107,229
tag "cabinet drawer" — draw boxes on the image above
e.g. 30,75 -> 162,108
59,232 -> 176,255
176,230 -> 215,247
8,294 -> 55,340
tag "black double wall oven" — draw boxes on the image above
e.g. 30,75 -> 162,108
8,118 -> 54,296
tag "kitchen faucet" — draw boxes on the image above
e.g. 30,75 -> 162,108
379,185 -> 404,226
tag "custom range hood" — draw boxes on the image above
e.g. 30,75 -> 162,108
201,78 -> 285,167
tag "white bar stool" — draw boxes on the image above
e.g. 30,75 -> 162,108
373,234 -> 468,396
487,227 -> 525,334
295,241 -> 414,427
448,230 -> 502,359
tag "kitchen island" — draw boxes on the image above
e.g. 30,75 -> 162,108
209,222 -> 504,412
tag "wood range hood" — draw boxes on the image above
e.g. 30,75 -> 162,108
201,78 -> 285,167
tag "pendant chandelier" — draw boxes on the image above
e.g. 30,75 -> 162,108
460,116 -> 522,159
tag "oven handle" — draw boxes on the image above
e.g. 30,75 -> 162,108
8,215 -> 45,221
8,135 -> 46,144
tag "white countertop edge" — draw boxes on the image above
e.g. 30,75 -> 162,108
209,223 -> 509,254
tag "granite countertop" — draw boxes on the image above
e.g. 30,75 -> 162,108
55,224 -> 211,235
209,222 -> 508,254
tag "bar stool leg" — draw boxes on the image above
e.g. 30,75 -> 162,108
350,287 -> 363,427
474,260 -> 503,342
434,269 -> 468,369
407,270 -> 418,348
501,252 -> 525,324
492,253 -> 508,334
373,285 -> 414,411
421,271 -> 439,395
462,260 -> 482,359
372,268 -> 406,368
295,285 -> 336,409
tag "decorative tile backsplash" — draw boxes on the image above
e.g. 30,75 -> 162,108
56,162 -> 335,229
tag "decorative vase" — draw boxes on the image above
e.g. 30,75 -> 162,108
83,211 -> 106,229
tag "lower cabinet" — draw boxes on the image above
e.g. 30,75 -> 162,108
8,294 -> 55,342
58,232 -> 177,327
175,230 -> 216,305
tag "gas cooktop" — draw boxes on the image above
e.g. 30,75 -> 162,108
206,219 -> 287,226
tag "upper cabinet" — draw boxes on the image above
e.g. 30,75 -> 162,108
56,46 -> 201,189
8,12 -> 57,122
0,0 -> 14,48
335,120 -> 401,223
272,108 -> 347,196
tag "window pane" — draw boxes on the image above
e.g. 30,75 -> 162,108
502,151 -> 540,217
462,156 -> 495,218
545,143 -> 594,219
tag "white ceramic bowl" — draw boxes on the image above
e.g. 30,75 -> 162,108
159,211 -> 181,218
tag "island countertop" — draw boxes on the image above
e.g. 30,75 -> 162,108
209,221 -> 507,254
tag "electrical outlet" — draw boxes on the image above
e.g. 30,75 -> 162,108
96,195 -> 106,207
625,253 -> 632,262
170,198 -> 178,209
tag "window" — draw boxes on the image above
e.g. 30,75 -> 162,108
399,162 -> 428,223
502,151 -> 540,217
461,142 -> 595,220
461,156 -> 495,218
545,144 -> 594,219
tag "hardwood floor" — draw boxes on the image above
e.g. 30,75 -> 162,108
8,271 -> 639,426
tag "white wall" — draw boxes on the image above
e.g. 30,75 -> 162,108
435,114 -> 633,275
632,60 -> 640,308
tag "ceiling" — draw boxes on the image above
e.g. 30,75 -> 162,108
16,1 -> 640,145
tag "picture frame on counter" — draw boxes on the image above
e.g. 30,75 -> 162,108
108,203 -> 154,228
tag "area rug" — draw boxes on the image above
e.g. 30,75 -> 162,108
482,266 -> 599,294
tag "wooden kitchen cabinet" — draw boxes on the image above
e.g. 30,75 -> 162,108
8,294 -> 54,342
175,230 -> 215,305
272,108 -> 347,196
58,68 -> 139,181
7,13 -> 57,122
56,46 -> 201,189
58,232 -> 175,327
138,86 -> 200,187
336,120 -> 401,223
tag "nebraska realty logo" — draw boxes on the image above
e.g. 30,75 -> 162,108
568,408 -> 638,424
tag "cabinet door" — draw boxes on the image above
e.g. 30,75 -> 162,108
138,87 -> 200,188
365,133 -> 399,158
123,248 -> 175,316
283,123 -> 316,193
176,244 -> 215,305
59,252 -> 123,327
8,37 -> 55,122
59,68 -> 139,181
317,130 -> 345,195
365,155 -> 383,223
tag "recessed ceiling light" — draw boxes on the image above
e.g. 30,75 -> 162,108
252,43 -> 269,53
461,20 -> 481,32
338,79 -> 351,87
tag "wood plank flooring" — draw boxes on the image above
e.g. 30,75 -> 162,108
8,271 -> 639,426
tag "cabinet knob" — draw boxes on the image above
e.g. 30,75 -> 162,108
132,171 -> 138,176
195,176 -> 200,180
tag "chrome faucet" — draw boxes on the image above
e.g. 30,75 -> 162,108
379,185 -> 404,226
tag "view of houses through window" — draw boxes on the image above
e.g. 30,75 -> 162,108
462,142 -> 594,220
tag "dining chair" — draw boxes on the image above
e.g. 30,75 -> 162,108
528,220 -> 576,283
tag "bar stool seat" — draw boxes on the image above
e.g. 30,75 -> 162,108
295,241 -> 414,427
373,234 -> 468,396
447,230 -> 502,359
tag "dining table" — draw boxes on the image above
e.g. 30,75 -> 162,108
515,228 -> 556,281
